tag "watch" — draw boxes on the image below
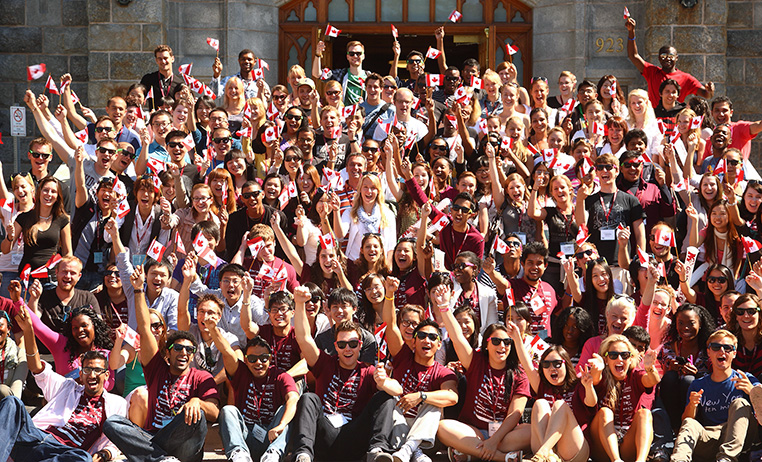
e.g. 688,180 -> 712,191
419,391 -> 428,402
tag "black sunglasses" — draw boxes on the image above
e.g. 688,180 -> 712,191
95,126 -> 114,133
98,147 -> 117,155
415,331 -> 440,341
212,137 -> 232,144
166,141 -> 183,149
622,161 -> 642,168
362,146 -> 379,154
169,344 -> 197,354
541,359 -> 564,369
29,151 -> 52,160
104,270 -> 120,277
272,94 -> 288,101
242,190 -> 263,199
734,307 -> 760,316
285,114 -> 302,121
707,276 -> 728,284
595,164 -> 615,171
451,204 -> 473,214
605,351 -> 631,360
575,249 -> 594,259
150,321 -> 164,330
246,353 -> 272,363
430,144 -> 448,152
727,159 -> 741,166
336,339 -> 360,349
708,342 -> 736,353
407,59 -> 422,65
488,337 -> 512,346
347,51 -> 363,57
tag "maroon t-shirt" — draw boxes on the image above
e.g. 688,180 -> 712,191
593,369 -> 654,427
536,381 -> 593,429
258,325 -> 302,372
230,363 -> 297,426
47,394 -> 105,450
300,263 -> 340,296
243,256 -> 299,299
439,223 -> 485,271
391,345 -> 457,418
144,352 -> 219,432
508,278 -> 558,334
458,353 -> 531,430
394,268 -> 427,308
311,351 -> 377,419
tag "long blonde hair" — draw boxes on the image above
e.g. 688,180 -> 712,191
676,107 -> 700,140
626,88 -> 656,129
247,96 -> 266,131
350,174 -> 390,229
223,77 -> 246,114
599,334 -> 638,410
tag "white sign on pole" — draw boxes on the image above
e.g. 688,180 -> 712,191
10,106 -> 26,137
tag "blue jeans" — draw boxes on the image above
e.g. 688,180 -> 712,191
103,409 -> 208,462
219,405 -> 289,460
0,395 -> 91,462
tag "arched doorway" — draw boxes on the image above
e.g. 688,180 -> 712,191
278,0 -> 532,86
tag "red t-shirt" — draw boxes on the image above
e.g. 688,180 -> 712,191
230,363 -> 297,426
536,381 -> 594,429
394,268 -> 427,308
391,345 -> 457,418
143,352 -> 219,432
243,256 -> 298,299
47,394 -> 105,450
439,223 -> 485,271
705,121 -> 758,161
508,278 -> 558,335
642,62 -> 703,107
594,369 -> 654,427
458,353 -> 531,430
258,325 -> 302,372
311,351 -> 377,419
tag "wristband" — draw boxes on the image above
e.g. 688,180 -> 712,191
679,279 -> 687,283
438,303 -> 450,313
27,351 -> 38,357
629,36 -> 636,41
384,295 -> 394,301
133,289 -> 144,294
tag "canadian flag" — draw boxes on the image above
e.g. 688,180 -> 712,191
193,232 -> 210,254
454,86 -> 470,104
115,199 -> 130,219
637,247 -> 649,265
178,63 -> 193,75
257,58 -> 270,70
469,76 -> 484,89
152,175 -> 162,193
266,101 -> 279,120
325,24 -> 342,37
259,263 -> 278,280
561,98 -> 576,113
391,24 -> 399,39
30,265 -> 49,278
122,325 -> 140,349
609,80 -> 617,97
592,121 -> 605,136
112,177 -> 126,199
147,239 -> 166,261
425,74 -> 443,87
500,136 -> 513,151
287,181 -> 298,198
673,178 -> 687,192
404,133 -> 417,150
253,68 -> 265,80
529,291 -> 546,313
541,148 -> 556,164
412,96 -> 421,109
657,119 -> 667,135
70,90 -> 81,105
524,334 -> 550,356
506,43 -> 519,56
27,64 -> 46,81
341,104 -> 358,120
526,143 -> 540,157
146,156 -> 166,173
20,264 -> 31,288
45,75 -> 59,95
493,236 -> 510,254
202,84 -> 217,100
243,102 -> 252,119
623,6 -> 631,19
278,186 -> 290,209
427,213 -> 450,233
743,236 -> 762,255
327,126 -> 342,139
262,126 -> 278,143
712,159 -> 726,176
74,129 -> 88,144
206,37 -> 219,51
549,153 -> 575,173
690,115 -> 704,130
319,233 -> 336,250
247,236 -> 265,256
236,126 -> 253,139
448,9 -> 462,22
175,232 -> 186,254
375,322 -> 388,360
0,199 -> 14,216
669,129 -> 681,145
146,86 -> 154,101
653,228 -> 676,247
221,184 -> 228,206
576,225 -> 589,246
477,118 -> 488,135
581,156 -> 595,176
320,68 -> 332,80
181,133 -> 195,152
639,152 -> 653,164
445,114 -> 458,129
59,79 -> 70,93
426,47 -> 442,59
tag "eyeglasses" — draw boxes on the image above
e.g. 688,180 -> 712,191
336,339 -> 360,349
98,147 -> 117,156
241,190 -> 263,199
326,90 -> 341,97
659,53 -> 677,59
734,307 -> 760,316
415,331 -> 440,341
347,51 -> 363,57
595,164 -> 615,171
169,344 -> 197,354
575,249 -> 594,259
267,305 -> 293,314
505,241 -> 521,248
541,359 -> 564,369
150,321 -> 164,330
430,144 -> 448,152
192,196 -> 211,203
273,94 -> 288,101
453,262 -> 476,271
285,113 -> 303,121
622,161 -> 642,169
246,353 -> 271,363
400,319 -> 419,328
81,366 -> 108,376
118,148 -> 137,159
362,146 -> 379,154
451,204 -> 473,214
95,127 -> 114,133
212,137 -> 232,144
152,121 -> 170,128
284,156 -> 301,162
488,337 -> 512,346
605,351 -> 631,360
707,276 -> 728,284
727,159 -> 741,166
363,232 -> 382,239
29,151 -> 52,160
708,342 -> 736,352
307,295 -> 323,304
166,141 -> 184,149
11,172 -> 33,182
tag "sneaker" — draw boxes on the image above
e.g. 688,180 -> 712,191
294,453 -> 312,462
393,444 -> 414,462
260,450 -> 281,462
411,448 -> 431,462
751,385 -> 762,426
504,451 -> 523,462
447,447 -> 472,462
230,448 -> 253,462
367,448 -> 394,462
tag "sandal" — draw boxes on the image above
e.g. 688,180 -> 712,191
447,447 -> 472,462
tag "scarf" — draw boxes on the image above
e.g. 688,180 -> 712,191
713,229 -> 734,270
357,203 -> 381,234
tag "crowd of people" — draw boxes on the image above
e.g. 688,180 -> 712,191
2,13 -> 762,462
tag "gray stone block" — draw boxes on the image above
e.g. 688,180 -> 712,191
0,27 -> 43,53
227,2 -> 277,30
644,26 -> 671,56
70,82 -> 89,106
43,27 -> 89,54
727,2 -> 752,29
87,0 -> 111,23
142,24 -> 165,51
705,54 -> 726,83
88,81 -> 134,107
88,52 -> 110,80
0,55 -> 28,82
534,32 -> 578,63
743,58 -> 762,85
177,30 -> 224,58
673,26 -> 725,54
63,0 -> 88,26
113,0 -> 163,24
110,52 -> 155,81
645,0 -> 680,25
727,85 -> 761,115
70,56 -> 89,82
703,0 -> 728,25
0,0 -> 25,26
90,24 -> 142,51
178,3 -> 223,29
675,54 -> 704,81
728,30 -> 762,56
726,57 -> 745,85
26,0 -> 62,26
756,2 -> 762,28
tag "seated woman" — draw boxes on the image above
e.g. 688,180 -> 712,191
578,296 -> 637,366
676,261 -> 735,327
451,251 -> 499,336
0,303 -> 26,398
728,293 -> 762,378
550,307 -> 595,367
565,257 -> 617,335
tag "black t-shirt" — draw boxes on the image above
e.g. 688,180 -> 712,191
39,288 -> 101,334
584,190 -> 644,265
15,212 -> 69,273
314,132 -> 351,171
544,207 -> 579,257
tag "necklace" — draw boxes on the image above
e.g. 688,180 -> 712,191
39,215 -> 51,220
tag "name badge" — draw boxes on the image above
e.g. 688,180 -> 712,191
600,229 -> 616,241
93,252 -> 104,263
559,241 -> 575,256
10,252 -> 22,266
488,420 -> 502,437
252,423 -> 268,442
515,232 -> 527,245
132,254 -> 146,267
326,413 -> 350,428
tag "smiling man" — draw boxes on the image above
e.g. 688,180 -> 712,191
700,124 -> 732,174
4,305 -> 126,462
423,192 -> 484,271
508,242 -> 557,337
36,256 -> 101,333
211,49 -> 271,101
314,288 -> 378,364
616,150 -> 675,239
140,45 -> 181,109
312,40 -> 367,106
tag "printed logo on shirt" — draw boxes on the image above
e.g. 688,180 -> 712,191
242,381 -> 277,426
323,370 -> 361,418
150,374 -> 192,430
473,372 -> 508,423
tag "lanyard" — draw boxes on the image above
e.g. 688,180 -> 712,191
333,368 -> 360,412
249,380 -> 266,421
450,225 -> 471,259
599,191 -> 617,223
159,75 -> 173,98
560,208 -> 574,240
135,214 -> 154,248
487,368 -> 506,420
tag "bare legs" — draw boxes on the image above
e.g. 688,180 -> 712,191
591,407 -> 652,462
437,420 -> 531,462
530,399 -> 589,461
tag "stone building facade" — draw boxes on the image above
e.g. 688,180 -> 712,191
1,0 -> 760,169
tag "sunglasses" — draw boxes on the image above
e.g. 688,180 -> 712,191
285,113 -> 302,121
307,295 -> 323,304
166,141 -> 183,149
363,232 -> 382,238
708,342 -> 736,352
430,144 -> 448,152
11,172 -> 33,182
707,276 -> 728,284
453,262 -> 476,271
29,151 -> 52,160
362,146 -> 379,154
284,156 -> 301,162
347,51 -> 363,57
212,137 -> 232,144
575,249 -> 594,259
451,204 -> 473,214
659,53 -> 677,59
326,90 -> 341,97
595,164 -> 615,171
622,161 -> 642,168
734,307 -> 760,316
488,337 -> 512,346
246,353 -> 272,363
81,366 -> 108,376
118,148 -> 137,159
727,159 -> 741,166
169,344 -> 197,354
505,241 -> 521,248
336,339 -> 360,349
605,351 -> 631,360
444,76 -> 460,82
98,147 -> 117,155
95,127 -> 114,133
415,331 -> 440,341
541,359 -> 564,369
531,76 -> 549,84
104,270 -> 120,277
401,320 -> 419,329
407,59 -> 423,65
272,94 -> 288,101
241,190 -> 263,199
150,321 -> 164,330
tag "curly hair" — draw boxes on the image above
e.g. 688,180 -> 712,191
551,306 -> 595,348
64,306 -> 114,363
667,303 -> 717,349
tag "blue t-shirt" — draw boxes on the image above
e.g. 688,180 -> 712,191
688,369 -> 760,426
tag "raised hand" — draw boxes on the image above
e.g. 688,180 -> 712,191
293,285 -> 312,304
130,265 -> 146,290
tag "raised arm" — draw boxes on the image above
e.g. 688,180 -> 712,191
270,213 -> 304,274
74,146 -> 89,209
25,90 -> 73,165
382,276 -> 405,357
312,41 -> 326,79
177,256 -> 199,331
437,286 -> 475,369
240,274 -> 260,339
487,144 -> 505,209
435,27 -> 448,73
625,17 -> 646,73
109,325 -> 134,371
385,138 -> 404,201
208,316 -> 241,378
131,265 -> 159,365
60,74 -> 88,130
674,260 -> 697,304
506,320 -> 541,393
293,285 -> 321,366
390,41 -> 401,79
15,303 -> 43,374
